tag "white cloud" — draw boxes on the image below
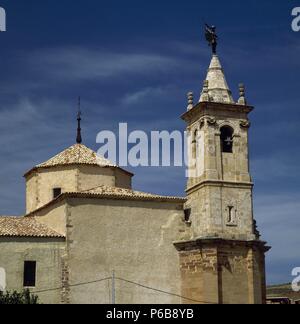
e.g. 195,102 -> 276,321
122,87 -> 166,105
27,48 -> 182,81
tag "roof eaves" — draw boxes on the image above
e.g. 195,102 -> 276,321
24,164 -> 134,178
0,233 -> 65,239
66,192 -> 186,203
25,191 -> 186,217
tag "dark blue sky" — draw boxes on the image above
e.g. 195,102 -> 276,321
0,0 -> 299,285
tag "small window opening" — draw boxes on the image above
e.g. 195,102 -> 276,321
221,126 -> 234,153
184,208 -> 192,223
228,206 -> 234,223
53,188 -> 62,199
23,261 -> 36,287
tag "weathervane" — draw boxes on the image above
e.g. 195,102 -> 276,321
76,97 -> 82,144
205,24 -> 218,55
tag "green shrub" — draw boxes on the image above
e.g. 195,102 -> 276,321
0,289 -> 39,304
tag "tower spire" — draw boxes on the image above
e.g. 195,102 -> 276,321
199,55 -> 234,104
76,97 -> 82,144
200,25 -> 234,104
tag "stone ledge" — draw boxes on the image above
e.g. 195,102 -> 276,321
186,179 -> 254,194
181,102 -> 254,123
174,237 -> 271,253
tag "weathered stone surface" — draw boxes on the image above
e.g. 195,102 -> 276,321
176,239 -> 269,304
181,53 -> 269,304
0,237 -> 65,304
184,101 -> 255,241
25,162 -> 133,214
199,55 -> 234,104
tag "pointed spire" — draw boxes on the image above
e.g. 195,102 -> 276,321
199,55 -> 234,104
76,97 -> 82,144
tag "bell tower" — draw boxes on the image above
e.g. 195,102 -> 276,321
175,26 -> 270,304
184,54 -> 255,241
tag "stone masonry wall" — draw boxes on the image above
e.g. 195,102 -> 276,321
177,241 -> 267,304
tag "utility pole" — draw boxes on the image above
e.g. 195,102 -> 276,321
112,270 -> 116,304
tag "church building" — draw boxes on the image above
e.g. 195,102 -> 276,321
0,32 -> 270,304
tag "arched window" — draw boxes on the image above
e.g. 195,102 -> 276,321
220,126 -> 234,153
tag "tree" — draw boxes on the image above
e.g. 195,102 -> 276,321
0,289 -> 39,304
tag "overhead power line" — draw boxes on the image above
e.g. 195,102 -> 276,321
32,275 -> 216,304
115,277 -> 216,304
34,277 -> 112,294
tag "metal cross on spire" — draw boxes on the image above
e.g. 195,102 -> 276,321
76,97 -> 82,144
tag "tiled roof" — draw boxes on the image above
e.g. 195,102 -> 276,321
26,185 -> 186,217
0,216 -> 65,238
37,144 -> 116,168
24,143 -> 133,177
80,186 -> 186,202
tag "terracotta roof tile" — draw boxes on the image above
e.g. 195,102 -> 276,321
24,144 -> 133,178
37,144 -> 115,168
78,185 -> 186,202
0,216 -> 65,238
24,144 -> 134,177
25,185 -> 186,217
